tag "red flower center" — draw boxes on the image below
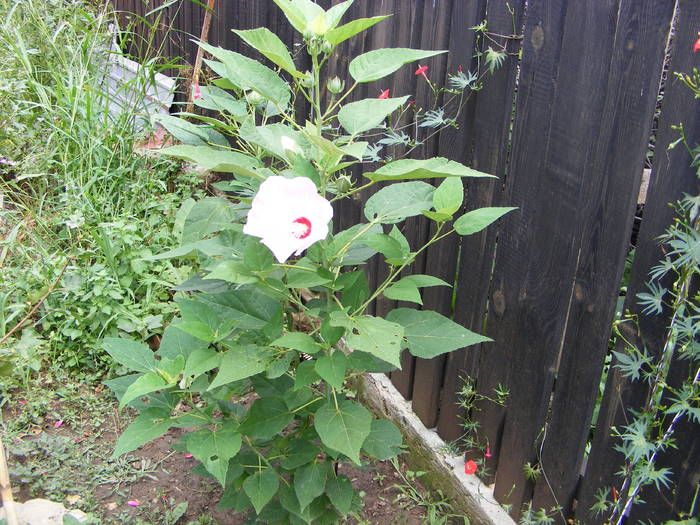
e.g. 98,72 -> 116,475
292,217 -> 312,239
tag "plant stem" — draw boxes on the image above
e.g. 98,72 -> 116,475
352,226 -> 453,315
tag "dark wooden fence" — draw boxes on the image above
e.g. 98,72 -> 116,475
112,0 -> 700,522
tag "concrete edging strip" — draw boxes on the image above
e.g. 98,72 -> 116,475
358,373 -> 516,525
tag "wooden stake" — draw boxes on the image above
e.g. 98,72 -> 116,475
0,437 -> 19,525
185,0 -> 217,114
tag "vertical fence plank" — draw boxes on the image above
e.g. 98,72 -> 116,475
529,0 -> 674,516
462,0 -> 570,493
485,0 -> 637,515
438,0 -> 521,445
430,0 -> 489,443
576,1 -> 700,522
409,0 -> 459,429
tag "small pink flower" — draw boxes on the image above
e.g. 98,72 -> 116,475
54,420 -> 63,428
414,64 -> 429,80
17,400 -> 27,406
378,89 -> 390,99
184,453 -> 193,458
193,83 -> 202,99
127,500 -> 140,507
458,64 -> 463,73
484,446 -> 492,458
243,176 -> 333,263
694,36 -> 700,54
464,460 -> 478,475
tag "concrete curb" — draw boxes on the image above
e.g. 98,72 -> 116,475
358,373 -> 515,525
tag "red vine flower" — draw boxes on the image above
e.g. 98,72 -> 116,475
414,64 -> 429,80
464,460 -> 478,475
378,89 -> 390,99
694,36 -> 700,53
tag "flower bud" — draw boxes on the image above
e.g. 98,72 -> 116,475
327,76 -> 344,94
307,38 -> 320,54
300,71 -> 314,88
334,174 -> 352,193
321,39 -> 333,55
245,90 -> 263,105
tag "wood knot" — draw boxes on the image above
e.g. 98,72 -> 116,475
531,24 -> 544,51
492,290 -> 506,315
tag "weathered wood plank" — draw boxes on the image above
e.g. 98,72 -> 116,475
438,0 -> 520,445
410,0 -> 460,429
576,1 -> 700,522
461,0 -> 570,494
485,0 -> 627,515
529,0 -> 674,516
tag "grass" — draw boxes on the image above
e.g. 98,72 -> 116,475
0,0 -> 203,374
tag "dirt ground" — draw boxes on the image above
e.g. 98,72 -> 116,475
3,381 -> 440,524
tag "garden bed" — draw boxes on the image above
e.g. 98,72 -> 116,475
3,375 -> 458,524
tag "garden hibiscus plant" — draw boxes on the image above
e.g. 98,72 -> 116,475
104,0 -> 514,522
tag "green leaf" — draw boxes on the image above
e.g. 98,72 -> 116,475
209,345 -> 273,390
388,226 -> 410,254
326,15 -> 390,46
328,222 -> 383,265
205,260 -> 257,285
314,399 -> 372,464
334,314 -> 404,368
359,234 -> 405,260
159,145 -> 262,179
324,0 -> 353,29
294,360 -> 321,390
364,157 -> 496,182
103,338 -> 156,373
193,85 -> 247,116
266,350 -> 295,379
239,120 -> 304,160
233,28 -> 301,77
272,333 -> 323,354
454,207 -> 517,236
386,308 -> 492,359
422,210 -> 453,222
243,468 -> 280,514
271,0 -> 308,34
362,419 -> 403,460
200,287 -> 281,330
119,373 -> 168,409
433,177 -> 464,215
185,424 -> 242,486
325,475 -> 354,516
281,439 -> 320,470
295,462 -> 328,510
112,408 -> 172,458
364,181 -> 435,224
152,114 -> 228,147
286,264 -> 333,288
158,324 -> 209,360
183,347 -> 221,380
349,48 -> 447,83
337,96 -> 409,135
199,42 -> 291,107
384,275 -> 450,305
346,351 -> 397,373
146,236 -> 236,261
314,351 -> 347,389
337,270 -> 369,311
182,197 -> 240,244
175,298 -> 224,343
239,397 -> 293,440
